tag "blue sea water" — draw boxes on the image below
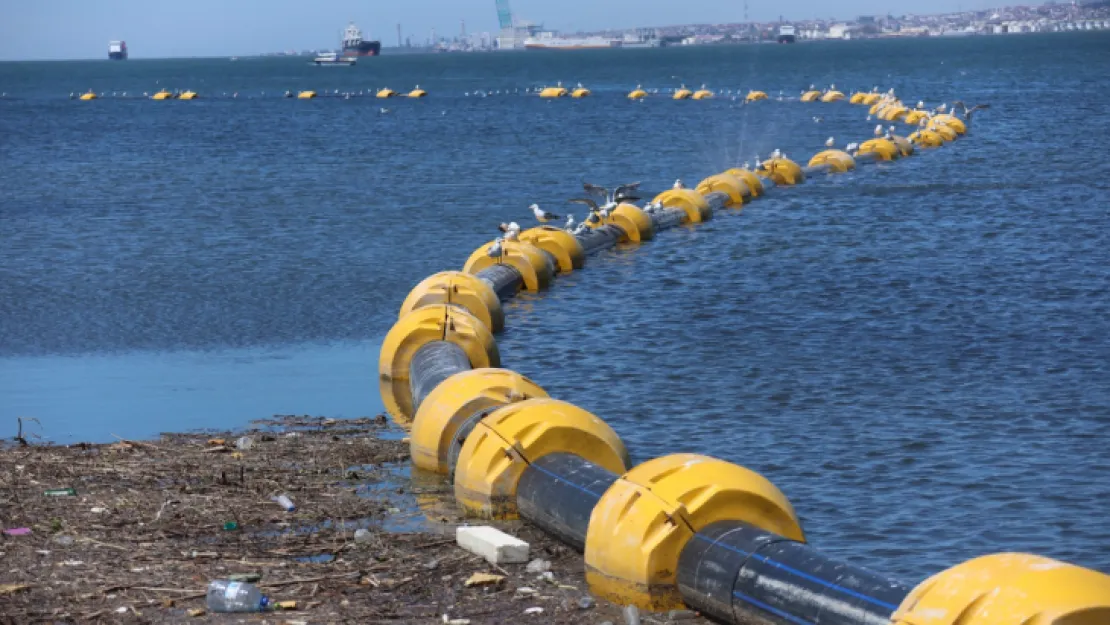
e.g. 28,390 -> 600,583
2,34 -> 1109,580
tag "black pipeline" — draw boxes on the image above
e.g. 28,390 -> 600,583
515,453 -> 909,625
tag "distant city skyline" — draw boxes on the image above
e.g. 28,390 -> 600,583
1,0 -> 1005,60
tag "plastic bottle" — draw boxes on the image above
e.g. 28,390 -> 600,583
206,580 -> 270,613
272,494 -> 296,511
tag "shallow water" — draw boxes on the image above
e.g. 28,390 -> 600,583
2,34 -> 1109,580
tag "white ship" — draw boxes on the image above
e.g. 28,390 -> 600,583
524,32 -> 618,50
314,52 -> 357,66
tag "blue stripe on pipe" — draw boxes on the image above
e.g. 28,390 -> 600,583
732,589 -> 814,625
529,462 -> 605,498
692,533 -> 899,612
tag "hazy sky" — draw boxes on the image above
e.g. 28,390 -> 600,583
2,0 -> 989,60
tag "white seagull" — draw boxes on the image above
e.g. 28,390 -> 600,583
488,237 -> 504,263
673,179 -> 685,189
530,203 -> 560,223
564,215 -> 576,231
825,137 -> 835,147
874,124 -> 883,136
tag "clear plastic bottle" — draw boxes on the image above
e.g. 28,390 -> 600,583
206,580 -> 270,612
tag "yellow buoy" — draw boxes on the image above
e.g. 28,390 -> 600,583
745,90 -> 768,102
571,87 -> 591,98
928,122 -> 959,141
849,92 -> 868,104
151,90 -> 175,100
861,93 -> 882,105
539,86 -> 567,98
79,91 -> 97,101
909,129 -> 945,147
692,89 -> 713,100
931,114 -> 967,135
178,91 -> 198,100
376,88 -> 396,99
627,88 -> 647,99
801,90 -> 822,102
820,90 -> 845,102
673,88 -> 692,100
406,87 -> 427,98
903,110 -> 929,126
297,90 -> 316,99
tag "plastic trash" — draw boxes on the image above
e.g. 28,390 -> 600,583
206,580 -> 270,613
235,436 -> 254,450
223,522 -> 239,531
623,605 -> 642,625
2,528 -> 31,536
44,488 -> 77,497
271,494 -> 295,512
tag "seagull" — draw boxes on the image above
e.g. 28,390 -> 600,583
673,179 -> 685,189
613,181 -> 641,203
504,224 -> 520,241
379,107 -> 390,114
867,115 -> 872,121
573,222 -> 591,235
936,102 -> 948,113
888,125 -> 896,136
874,124 -> 883,136
813,116 -> 823,123
570,198 -> 602,226
498,222 -> 511,233
846,142 -> 859,152
771,148 -> 782,159
916,100 -> 925,109
488,237 -> 504,263
952,100 -> 991,124
754,157 -> 762,170
583,183 -> 609,202
825,136 -> 835,147
742,161 -> 750,169
565,215 -> 576,231
530,203 -> 560,223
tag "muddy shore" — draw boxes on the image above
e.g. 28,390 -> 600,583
1,416 -> 710,624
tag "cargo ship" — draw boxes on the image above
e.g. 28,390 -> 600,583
108,40 -> 128,60
341,22 -> 381,57
777,25 -> 796,43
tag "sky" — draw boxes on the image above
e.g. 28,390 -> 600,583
1,0 -> 992,60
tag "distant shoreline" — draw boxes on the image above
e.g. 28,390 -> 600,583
0,29 -> 1107,63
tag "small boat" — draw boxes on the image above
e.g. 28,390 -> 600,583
314,52 -> 356,66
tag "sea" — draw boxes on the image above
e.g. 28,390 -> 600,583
2,33 -> 1109,581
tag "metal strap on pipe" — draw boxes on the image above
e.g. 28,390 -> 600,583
409,341 -> 472,415
703,190 -> 731,211
678,520 -> 910,625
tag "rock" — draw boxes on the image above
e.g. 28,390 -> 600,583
424,559 -> 439,570
668,609 -> 697,621
540,571 -> 556,584
52,535 -> 74,546
525,558 -> 551,574
515,586 -> 537,596
90,507 -> 107,514
623,605 -> 641,625
578,595 -> 596,610
354,529 -> 372,543
464,572 -> 505,587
